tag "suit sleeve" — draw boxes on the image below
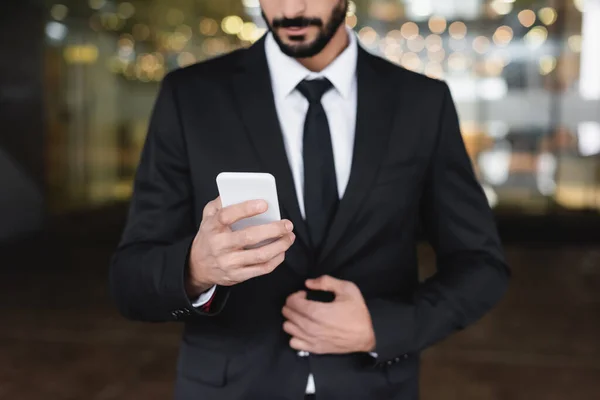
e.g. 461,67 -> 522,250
367,82 -> 510,362
109,73 -> 228,322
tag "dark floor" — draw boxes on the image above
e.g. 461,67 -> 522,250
1,206 -> 599,399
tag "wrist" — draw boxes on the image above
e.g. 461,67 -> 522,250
185,279 -> 213,298
362,331 -> 376,353
186,258 -> 213,298
361,314 -> 377,352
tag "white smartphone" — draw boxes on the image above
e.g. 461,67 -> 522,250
216,172 -> 281,236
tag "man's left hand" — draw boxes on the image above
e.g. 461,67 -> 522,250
282,275 -> 376,355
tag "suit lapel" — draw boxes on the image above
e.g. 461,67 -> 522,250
317,48 -> 397,268
231,38 -> 311,274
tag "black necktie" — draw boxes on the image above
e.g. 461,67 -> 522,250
297,78 -> 339,255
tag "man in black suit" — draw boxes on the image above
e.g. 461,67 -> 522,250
110,0 -> 510,399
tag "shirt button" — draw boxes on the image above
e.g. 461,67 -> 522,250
394,357 -> 400,362
387,360 -> 393,365
403,354 -> 409,359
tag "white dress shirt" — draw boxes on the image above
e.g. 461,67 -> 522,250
194,28 -> 359,394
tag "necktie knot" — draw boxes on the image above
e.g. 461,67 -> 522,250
297,78 -> 333,103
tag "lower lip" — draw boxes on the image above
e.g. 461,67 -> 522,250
281,27 -> 309,35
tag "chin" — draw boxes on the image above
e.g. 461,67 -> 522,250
283,38 -> 311,48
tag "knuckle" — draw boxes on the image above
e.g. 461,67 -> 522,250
216,213 -> 227,226
230,253 -> 244,268
242,230 -> 254,245
202,202 -> 214,216
216,254 -> 233,268
261,264 -> 273,274
217,209 -> 231,226
255,250 -> 269,264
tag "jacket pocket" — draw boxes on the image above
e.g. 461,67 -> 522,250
177,341 -> 229,387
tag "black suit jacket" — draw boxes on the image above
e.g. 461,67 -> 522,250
110,37 -> 509,400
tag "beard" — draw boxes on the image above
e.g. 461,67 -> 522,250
263,0 -> 348,58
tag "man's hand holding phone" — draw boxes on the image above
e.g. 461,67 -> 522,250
186,197 -> 295,297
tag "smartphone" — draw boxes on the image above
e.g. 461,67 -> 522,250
216,172 -> 281,247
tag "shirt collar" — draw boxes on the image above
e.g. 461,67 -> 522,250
265,27 -> 358,101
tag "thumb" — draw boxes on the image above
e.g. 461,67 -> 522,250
306,275 -> 348,295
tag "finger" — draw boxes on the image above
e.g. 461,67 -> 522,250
216,200 -> 268,228
283,321 -> 312,342
285,291 -> 318,318
228,250 -> 286,282
228,220 -> 294,249
202,196 -> 222,219
289,337 -> 313,353
305,275 -> 350,296
229,232 -> 295,266
282,304 -> 321,332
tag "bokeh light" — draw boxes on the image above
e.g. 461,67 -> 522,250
50,4 -> 68,21
358,27 -> 378,46
428,15 -> 447,34
525,26 -> 549,49
401,52 -> 422,71
117,2 -> 135,19
345,14 -> 357,29
490,0 -> 513,15
132,24 -> 150,41
407,35 -> 425,52
425,35 -> 443,52
449,22 -> 467,40
166,8 -> 185,26
401,22 -> 419,40
568,35 -> 582,52
222,16 -> 244,35
199,18 -> 219,36
538,7 -> 558,26
493,26 -> 514,47
518,10 -> 536,28
539,55 -> 557,75
88,0 -> 105,10
424,62 -> 444,79
473,36 -> 491,54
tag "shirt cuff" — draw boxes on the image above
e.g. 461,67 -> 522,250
191,285 -> 217,308
369,352 -> 378,358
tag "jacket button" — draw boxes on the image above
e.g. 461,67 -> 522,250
403,354 -> 409,359
387,360 -> 393,365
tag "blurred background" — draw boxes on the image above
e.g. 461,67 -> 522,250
1,0 -> 599,399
